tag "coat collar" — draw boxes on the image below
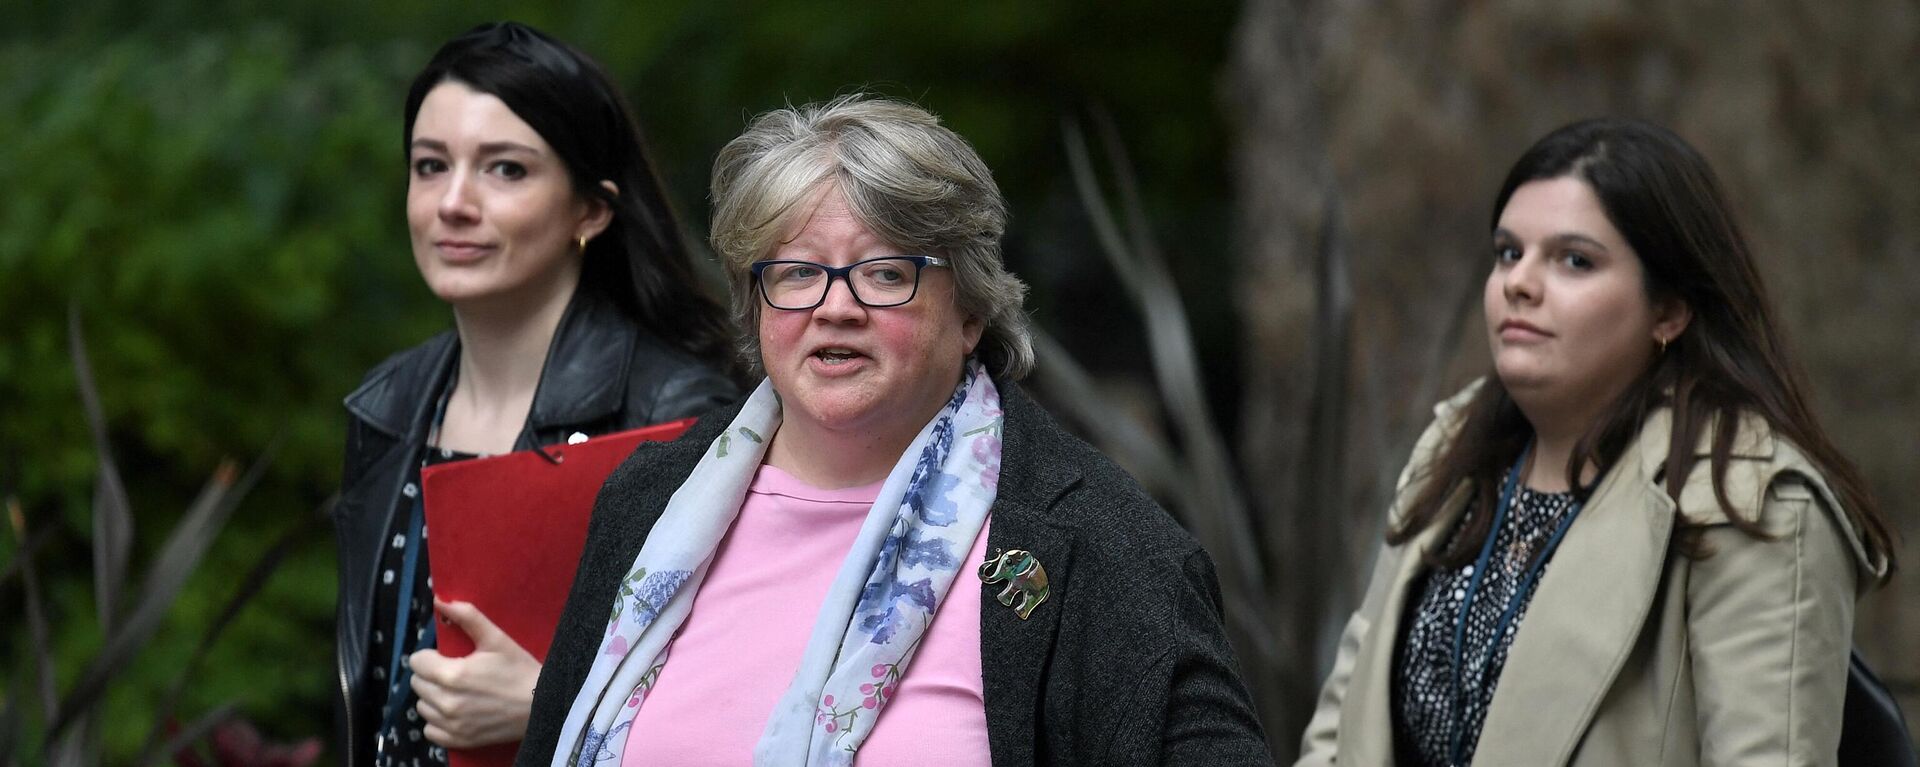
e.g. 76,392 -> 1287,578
1337,427 -> 1678,765
1344,387 -> 1884,763
342,285 -> 638,443
1471,438 -> 1675,764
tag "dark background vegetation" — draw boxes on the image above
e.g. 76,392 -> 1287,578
3,1 -> 1913,763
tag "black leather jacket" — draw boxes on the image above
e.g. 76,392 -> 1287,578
330,287 -> 738,767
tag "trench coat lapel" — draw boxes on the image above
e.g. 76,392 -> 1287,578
1337,486 -> 1469,765
1471,445 -> 1674,766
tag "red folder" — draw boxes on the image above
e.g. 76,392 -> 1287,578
419,418 -> 694,767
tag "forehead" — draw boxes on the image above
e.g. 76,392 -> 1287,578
1497,176 -> 1624,243
410,81 -> 549,151
772,185 -> 895,259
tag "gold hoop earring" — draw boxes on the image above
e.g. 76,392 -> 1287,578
576,235 -> 589,253
1657,336 -> 1669,355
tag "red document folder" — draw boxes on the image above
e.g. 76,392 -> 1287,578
419,418 -> 694,767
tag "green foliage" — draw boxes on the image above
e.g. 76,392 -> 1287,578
1,29 -> 439,761
2,3 -> 1237,761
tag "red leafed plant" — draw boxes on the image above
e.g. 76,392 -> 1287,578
169,717 -> 322,767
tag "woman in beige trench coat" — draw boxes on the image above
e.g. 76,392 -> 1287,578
1295,119 -> 1898,767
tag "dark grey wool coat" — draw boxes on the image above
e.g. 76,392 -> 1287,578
515,380 -> 1274,766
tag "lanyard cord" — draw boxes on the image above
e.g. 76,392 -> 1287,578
1444,444 -> 1585,766
376,377 -> 454,758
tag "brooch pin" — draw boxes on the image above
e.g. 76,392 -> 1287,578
979,548 -> 1049,620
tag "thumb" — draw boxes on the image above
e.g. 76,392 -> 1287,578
435,598 -> 516,652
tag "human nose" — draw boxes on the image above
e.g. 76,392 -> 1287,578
437,167 -> 479,223
1501,250 -> 1541,304
810,272 -> 868,322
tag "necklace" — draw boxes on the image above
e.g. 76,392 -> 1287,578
1447,444 -> 1586,765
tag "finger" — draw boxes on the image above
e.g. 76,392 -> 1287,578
435,598 -> 514,650
413,687 -> 449,726
409,664 -> 449,705
423,722 -> 465,750
408,648 -> 450,684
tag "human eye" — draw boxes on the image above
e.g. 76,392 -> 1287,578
1492,243 -> 1521,265
860,261 -> 910,286
411,156 -> 448,177
487,160 -> 528,181
1559,250 -> 1595,270
772,263 -> 824,284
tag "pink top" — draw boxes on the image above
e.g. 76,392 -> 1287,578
620,463 -> 992,765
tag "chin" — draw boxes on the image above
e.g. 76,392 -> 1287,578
1492,360 -> 1555,395
424,274 -> 521,307
785,390 -> 883,431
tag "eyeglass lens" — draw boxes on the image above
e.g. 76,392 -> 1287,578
759,257 -> 924,309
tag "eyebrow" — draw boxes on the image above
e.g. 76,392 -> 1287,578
407,138 -> 543,157
1493,227 -> 1612,253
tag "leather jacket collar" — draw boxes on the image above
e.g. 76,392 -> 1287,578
343,285 -> 638,447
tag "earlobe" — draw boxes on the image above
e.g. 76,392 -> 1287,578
962,315 -> 986,357
578,181 -> 619,242
1655,299 -> 1693,343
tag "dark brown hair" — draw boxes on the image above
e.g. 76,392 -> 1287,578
1387,118 -> 1897,582
404,22 -> 733,366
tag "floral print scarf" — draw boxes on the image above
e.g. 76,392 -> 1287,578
550,361 -> 1002,767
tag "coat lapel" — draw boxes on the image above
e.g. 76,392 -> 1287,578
1337,485 -> 1467,765
978,383 -> 1080,765
1472,444 -> 1675,765
979,496 -> 1075,764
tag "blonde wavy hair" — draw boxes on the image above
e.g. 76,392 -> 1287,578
708,94 -> 1034,379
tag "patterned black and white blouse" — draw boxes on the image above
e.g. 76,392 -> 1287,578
1392,486 -> 1578,767
368,446 -> 476,767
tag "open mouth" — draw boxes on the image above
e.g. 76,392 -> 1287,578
813,348 -> 865,365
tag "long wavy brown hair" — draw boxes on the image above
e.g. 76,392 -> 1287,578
1387,118 -> 1898,582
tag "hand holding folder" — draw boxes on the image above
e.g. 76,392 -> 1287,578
418,418 -> 694,767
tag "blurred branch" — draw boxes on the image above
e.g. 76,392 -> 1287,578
6,497 -> 59,732
2,670 -> 21,767
69,305 -> 135,635
1027,331 -> 1184,497
46,439 -> 279,742
0,524 -> 52,592
1060,114 -> 1266,594
149,703 -> 239,767
135,498 -> 331,767
1042,113 -> 1287,690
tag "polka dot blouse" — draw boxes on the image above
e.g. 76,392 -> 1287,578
1392,487 -> 1578,767
368,446 -> 474,767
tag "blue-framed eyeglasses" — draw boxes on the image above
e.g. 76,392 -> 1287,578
749,255 -> 948,310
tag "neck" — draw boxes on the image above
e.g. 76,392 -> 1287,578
765,416 -> 921,489
1516,399 -> 1599,493
448,275 -> 579,411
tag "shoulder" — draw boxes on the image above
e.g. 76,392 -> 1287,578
342,330 -> 456,432
1387,378 -> 1484,506
599,399 -> 740,507
1412,378 -> 1481,463
996,382 -> 1204,565
1643,408 -> 1887,581
620,330 -> 741,423
1646,408 -> 1816,528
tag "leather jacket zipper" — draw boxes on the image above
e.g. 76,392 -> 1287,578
338,640 -> 359,767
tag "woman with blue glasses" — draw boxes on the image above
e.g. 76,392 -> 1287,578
514,94 -> 1273,766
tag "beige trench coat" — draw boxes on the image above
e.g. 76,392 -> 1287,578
1296,383 -> 1888,767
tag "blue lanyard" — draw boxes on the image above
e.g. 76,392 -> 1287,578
376,382 -> 453,758
378,494 -> 438,759
1444,444 -> 1584,766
